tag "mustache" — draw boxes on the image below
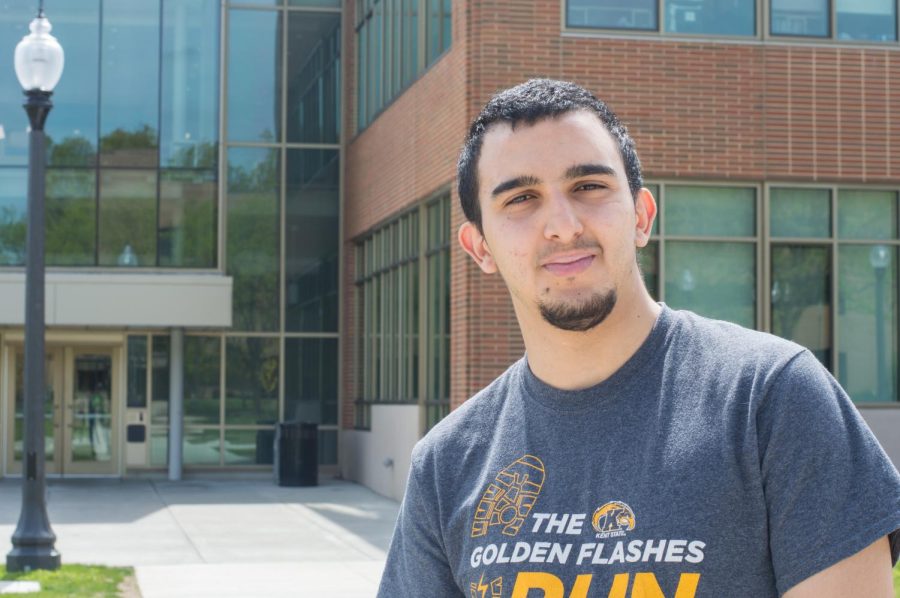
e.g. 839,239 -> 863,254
536,237 -> 602,262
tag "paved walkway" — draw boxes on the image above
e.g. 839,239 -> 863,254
0,477 -> 399,597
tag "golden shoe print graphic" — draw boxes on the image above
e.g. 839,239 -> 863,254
471,454 -> 545,538
469,573 -> 502,598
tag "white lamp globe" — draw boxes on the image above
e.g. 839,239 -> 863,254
870,245 -> 890,270
14,15 -> 64,92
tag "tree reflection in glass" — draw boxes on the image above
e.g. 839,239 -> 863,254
99,0 -> 160,167
227,147 -> 280,331
771,245 -> 831,368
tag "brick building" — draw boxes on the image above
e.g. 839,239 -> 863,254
0,1 -> 896,497
340,0 -> 900,499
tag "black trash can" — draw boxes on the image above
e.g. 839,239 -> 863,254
276,421 -> 318,487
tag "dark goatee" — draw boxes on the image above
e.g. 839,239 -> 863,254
538,290 -> 617,332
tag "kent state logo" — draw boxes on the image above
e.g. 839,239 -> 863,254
591,501 -> 636,539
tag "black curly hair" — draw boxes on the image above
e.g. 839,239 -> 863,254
456,79 -> 643,231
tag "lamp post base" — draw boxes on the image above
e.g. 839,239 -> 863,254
6,547 -> 61,572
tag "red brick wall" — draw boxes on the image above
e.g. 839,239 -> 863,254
342,0 -> 900,429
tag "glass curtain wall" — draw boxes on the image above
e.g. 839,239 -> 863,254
641,183 -> 900,404
355,0 -> 451,129
223,0 -> 341,466
567,0 -> 900,42
114,1 -> 340,471
0,0 -> 219,268
354,194 -> 451,431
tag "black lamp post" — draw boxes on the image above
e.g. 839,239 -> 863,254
6,2 -> 64,573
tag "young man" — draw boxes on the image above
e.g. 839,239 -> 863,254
377,79 -> 900,597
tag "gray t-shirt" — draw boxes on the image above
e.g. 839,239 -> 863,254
378,306 -> 900,597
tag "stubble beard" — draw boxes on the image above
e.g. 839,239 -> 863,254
538,288 -> 618,332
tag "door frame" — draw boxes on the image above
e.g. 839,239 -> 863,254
2,332 -> 125,478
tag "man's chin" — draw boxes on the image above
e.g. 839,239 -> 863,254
538,290 -> 617,332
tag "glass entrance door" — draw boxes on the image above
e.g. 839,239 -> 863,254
5,345 -> 119,476
7,348 -> 63,475
64,350 -> 115,474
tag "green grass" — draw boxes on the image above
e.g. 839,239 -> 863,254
894,563 -> 900,597
0,564 -> 134,597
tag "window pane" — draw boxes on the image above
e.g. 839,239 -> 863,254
151,335 -> 170,425
286,150 -> 339,331
836,0 -> 896,42
227,147 -> 280,331
426,0 -> 441,63
225,337 -> 279,425
771,245 -> 831,368
442,0 -> 451,52
151,428 -> 168,466
159,169 -> 217,267
770,187 -> 830,238
46,169 -> 97,266
0,168 -> 27,266
639,240 -> 659,299
666,185 -> 756,237
287,12 -> 341,144
285,338 -> 338,424
665,241 -> 756,328
161,0 -> 220,169
184,336 -> 221,426
45,1 -> 101,167
98,170 -> 158,266
318,429 -> 337,465
224,429 -> 275,465
567,0 -> 657,29
838,245 -> 897,402
664,0 -> 755,35
100,0 -> 160,167
645,183 -> 659,236
838,190 -> 897,240
771,0 -> 828,36
228,9 -> 282,142
184,428 -> 220,465
289,0 -> 341,5
127,336 -> 148,408
0,3 -> 39,166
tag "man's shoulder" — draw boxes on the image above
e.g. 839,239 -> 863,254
410,358 -> 523,467
669,308 -> 806,368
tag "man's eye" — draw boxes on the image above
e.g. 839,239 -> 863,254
576,183 -> 605,191
506,194 -> 532,206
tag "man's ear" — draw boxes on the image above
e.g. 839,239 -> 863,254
634,187 -> 657,248
458,221 -> 497,274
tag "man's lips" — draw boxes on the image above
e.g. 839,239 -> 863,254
542,255 -> 595,276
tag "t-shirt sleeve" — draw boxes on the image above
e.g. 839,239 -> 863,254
377,452 -> 463,598
757,349 -> 900,595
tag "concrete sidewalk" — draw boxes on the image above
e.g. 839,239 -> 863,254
0,477 -> 400,597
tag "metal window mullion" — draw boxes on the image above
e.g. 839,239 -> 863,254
831,186 -> 840,379
657,0 -> 664,32
658,183 -> 666,303
218,3 -> 228,273
761,183 -> 771,332
155,0 -> 165,267
756,184 -> 764,331
417,0 -> 426,71
280,5 -> 288,336
219,335 -> 226,468
417,203 -> 428,436
830,0 -> 837,39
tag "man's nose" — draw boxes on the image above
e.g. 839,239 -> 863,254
543,190 -> 584,243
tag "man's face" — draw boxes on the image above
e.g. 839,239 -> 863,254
459,110 -> 655,332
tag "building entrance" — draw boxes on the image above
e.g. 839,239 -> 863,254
5,345 -> 119,476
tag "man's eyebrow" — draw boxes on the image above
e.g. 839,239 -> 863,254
564,163 -> 617,179
491,175 -> 541,199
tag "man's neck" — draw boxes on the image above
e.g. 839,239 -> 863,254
518,290 -> 662,391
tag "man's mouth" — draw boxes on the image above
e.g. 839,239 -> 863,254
542,255 -> 595,276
